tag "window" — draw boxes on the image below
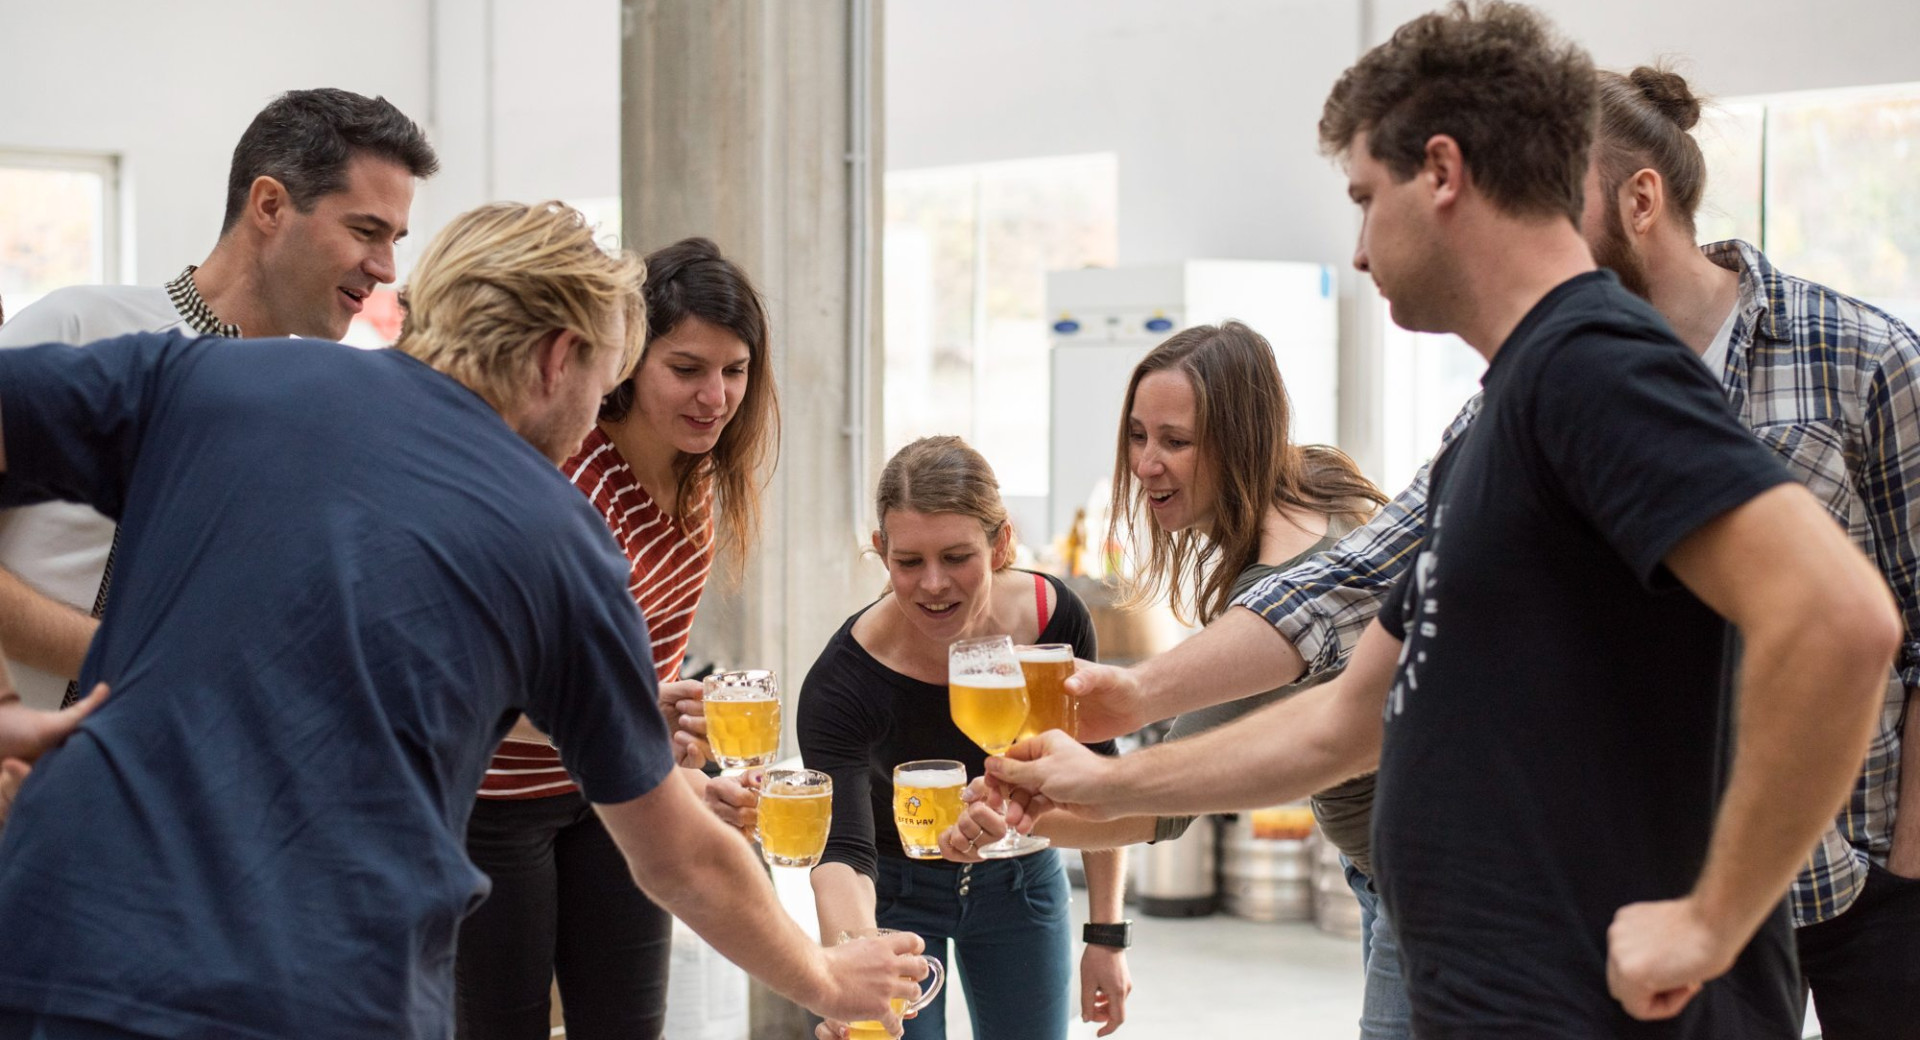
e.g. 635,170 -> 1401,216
884,154 -> 1118,496
1701,84 -> 1920,326
0,151 -> 121,320
1378,317 -> 1482,492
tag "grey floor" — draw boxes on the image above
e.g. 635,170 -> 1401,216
713,862 -> 1821,1040
956,902 -> 1365,1040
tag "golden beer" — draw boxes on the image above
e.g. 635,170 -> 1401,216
845,928 -> 943,1038
756,769 -> 832,868
848,1000 -> 907,1040
1015,644 -> 1076,741
892,760 -> 967,859
948,672 -> 1029,756
705,671 -> 781,770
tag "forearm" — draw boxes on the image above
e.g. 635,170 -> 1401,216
0,566 -> 95,677
1133,607 -> 1306,723
1097,619 -> 1397,819
599,773 -> 831,1009
1693,624 -> 1892,942
810,861 -> 880,942
1892,687 -> 1920,874
1104,677 -> 1375,818
1034,812 -> 1157,850
1081,848 -> 1126,923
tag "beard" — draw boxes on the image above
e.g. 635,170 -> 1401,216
1591,196 -> 1653,301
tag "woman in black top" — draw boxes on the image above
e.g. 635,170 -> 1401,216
719,436 -> 1129,1039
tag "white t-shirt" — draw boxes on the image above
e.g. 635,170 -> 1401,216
0,284 -> 194,708
1698,300 -> 1740,381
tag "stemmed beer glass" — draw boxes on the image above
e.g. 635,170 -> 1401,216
946,635 -> 1049,858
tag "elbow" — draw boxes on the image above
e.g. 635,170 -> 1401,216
1801,580 -> 1902,698
1836,584 -> 1902,675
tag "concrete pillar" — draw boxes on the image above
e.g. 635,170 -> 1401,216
621,3 -> 883,1036
623,0 -> 885,689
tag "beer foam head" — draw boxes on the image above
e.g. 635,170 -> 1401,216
1016,645 -> 1072,663
709,683 -> 776,701
950,671 -> 1025,689
895,767 -> 964,788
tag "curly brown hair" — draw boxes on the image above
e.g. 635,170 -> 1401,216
1319,1 -> 1596,224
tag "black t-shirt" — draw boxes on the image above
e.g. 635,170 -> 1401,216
1375,272 -> 1800,1038
798,570 -> 1110,878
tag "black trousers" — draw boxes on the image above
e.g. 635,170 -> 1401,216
1796,862 -> 1920,1040
455,791 -> 672,1040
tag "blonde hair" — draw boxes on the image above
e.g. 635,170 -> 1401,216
874,436 -> 1013,571
396,201 -> 646,412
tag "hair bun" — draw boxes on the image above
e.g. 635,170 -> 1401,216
1629,66 -> 1701,131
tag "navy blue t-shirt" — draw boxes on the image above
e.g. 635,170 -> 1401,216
0,332 -> 675,1039
1374,272 -> 1800,1038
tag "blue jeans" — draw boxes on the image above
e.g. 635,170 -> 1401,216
1343,857 -> 1413,1040
876,850 -> 1072,1040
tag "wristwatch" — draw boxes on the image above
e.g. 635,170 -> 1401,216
1082,921 -> 1133,949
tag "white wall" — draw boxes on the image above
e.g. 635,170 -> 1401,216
0,0 -> 621,288
886,0 -> 1920,475
889,0 -> 1920,271
0,0 -> 429,285
1373,0 -> 1920,98
887,0 -> 1365,268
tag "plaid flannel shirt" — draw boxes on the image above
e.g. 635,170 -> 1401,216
1235,241 -> 1920,925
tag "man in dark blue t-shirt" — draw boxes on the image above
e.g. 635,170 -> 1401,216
991,6 -> 1898,1038
0,201 -> 926,1040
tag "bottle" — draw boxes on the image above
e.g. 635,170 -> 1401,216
1064,507 -> 1088,578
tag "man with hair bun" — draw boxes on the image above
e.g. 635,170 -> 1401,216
1586,64 -> 1920,1040
0,200 -> 927,1039
992,4 -> 1899,1036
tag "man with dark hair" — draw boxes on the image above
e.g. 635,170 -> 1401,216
0,88 -> 437,712
986,4 -> 1898,1036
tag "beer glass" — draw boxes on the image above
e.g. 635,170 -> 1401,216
1015,643 -> 1077,741
756,768 -> 832,868
842,928 -> 944,1040
892,759 -> 966,860
704,669 -> 781,771
947,635 -> 1048,858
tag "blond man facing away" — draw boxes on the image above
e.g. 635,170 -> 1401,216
0,201 -> 925,1040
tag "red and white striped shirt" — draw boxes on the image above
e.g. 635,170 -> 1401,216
478,427 -> 716,799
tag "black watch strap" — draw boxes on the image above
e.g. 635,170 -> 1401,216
1082,921 -> 1133,949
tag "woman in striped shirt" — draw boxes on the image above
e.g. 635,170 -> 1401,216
455,237 -> 779,1040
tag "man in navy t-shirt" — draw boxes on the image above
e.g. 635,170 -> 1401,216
0,201 -> 926,1040
991,6 -> 1899,1038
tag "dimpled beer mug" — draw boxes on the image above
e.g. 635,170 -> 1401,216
756,768 -> 832,868
704,669 -> 781,771
842,928 -> 944,1040
892,760 -> 966,860
1015,643 -> 1077,741
947,634 -> 1048,858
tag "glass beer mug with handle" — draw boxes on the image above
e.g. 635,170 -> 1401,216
892,760 -> 966,860
755,768 -> 832,868
838,928 -> 945,1040
947,634 -> 1048,858
704,669 -> 781,771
